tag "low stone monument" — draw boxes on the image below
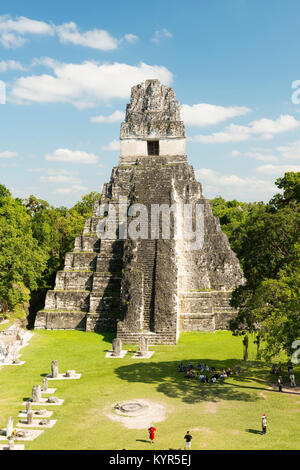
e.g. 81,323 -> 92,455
16,329 -> 24,342
8,440 -> 15,450
138,336 -> 148,357
35,409 -> 47,416
32,385 -> 41,403
47,362 -> 81,380
27,411 -> 33,425
0,342 -> 5,364
105,337 -> 127,358
42,377 -> 48,392
132,336 -> 154,359
4,345 -> 12,364
51,360 -> 58,378
112,338 -> 122,357
47,396 -> 60,404
6,417 -> 13,438
26,401 -> 32,414
65,370 -> 76,378
39,419 -> 49,426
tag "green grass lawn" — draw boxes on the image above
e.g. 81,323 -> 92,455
0,330 -> 299,450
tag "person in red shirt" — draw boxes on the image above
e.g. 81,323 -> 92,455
148,425 -> 156,444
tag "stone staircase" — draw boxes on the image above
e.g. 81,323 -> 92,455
140,240 -> 156,331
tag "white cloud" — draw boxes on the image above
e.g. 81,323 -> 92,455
56,22 -> 138,50
0,150 -> 18,159
39,168 -> 82,184
230,149 -> 278,162
124,33 -> 138,44
192,115 -> 300,144
0,60 -> 26,72
181,103 -> 250,127
151,29 -> 172,43
250,115 -> 300,136
0,16 -> 138,51
101,139 -> 120,151
0,15 -> 54,48
45,148 -> 99,164
255,164 -> 300,175
277,140 -> 300,160
10,59 -> 173,108
193,123 -> 251,143
91,110 -> 124,123
0,33 -> 27,48
195,168 -> 277,201
56,22 -> 118,51
0,15 -> 54,35
55,185 -> 88,194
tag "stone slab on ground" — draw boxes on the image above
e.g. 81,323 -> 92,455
41,388 -> 56,394
18,419 -> 57,429
0,444 -> 25,450
46,373 -> 81,380
18,410 -> 53,418
131,351 -> 155,359
0,429 -> 44,441
1,361 -> 25,366
22,398 -> 64,406
105,350 -> 127,358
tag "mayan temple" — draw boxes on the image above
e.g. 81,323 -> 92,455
35,79 -> 244,344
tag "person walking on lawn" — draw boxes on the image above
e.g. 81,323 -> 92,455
261,414 -> 267,435
184,431 -> 192,449
148,425 -> 156,444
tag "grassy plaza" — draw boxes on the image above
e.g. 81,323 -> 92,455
0,330 -> 299,450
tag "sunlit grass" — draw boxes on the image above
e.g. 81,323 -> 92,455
0,330 -> 299,450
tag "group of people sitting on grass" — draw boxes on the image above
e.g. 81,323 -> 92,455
178,362 -> 242,383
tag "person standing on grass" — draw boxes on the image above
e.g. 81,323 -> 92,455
148,425 -> 156,444
290,372 -> 296,387
278,375 -> 283,392
261,414 -> 267,435
184,431 -> 192,449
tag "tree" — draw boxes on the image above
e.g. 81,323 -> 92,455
229,172 -> 300,360
0,186 -> 47,311
269,172 -> 300,209
243,335 -> 249,361
71,191 -> 101,217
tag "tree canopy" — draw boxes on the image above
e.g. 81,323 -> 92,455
0,188 -> 101,317
211,172 -> 300,360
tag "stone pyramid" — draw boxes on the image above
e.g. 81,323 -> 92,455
35,79 -> 244,344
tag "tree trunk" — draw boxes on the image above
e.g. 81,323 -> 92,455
243,335 -> 249,361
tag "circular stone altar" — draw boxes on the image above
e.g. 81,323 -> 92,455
114,400 -> 149,416
106,399 -> 167,429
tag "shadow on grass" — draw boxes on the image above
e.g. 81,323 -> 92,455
246,429 -> 262,435
114,359 -> 269,404
136,439 -> 150,443
94,331 -> 116,344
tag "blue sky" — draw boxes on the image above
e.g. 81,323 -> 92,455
0,0 -> 300,206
